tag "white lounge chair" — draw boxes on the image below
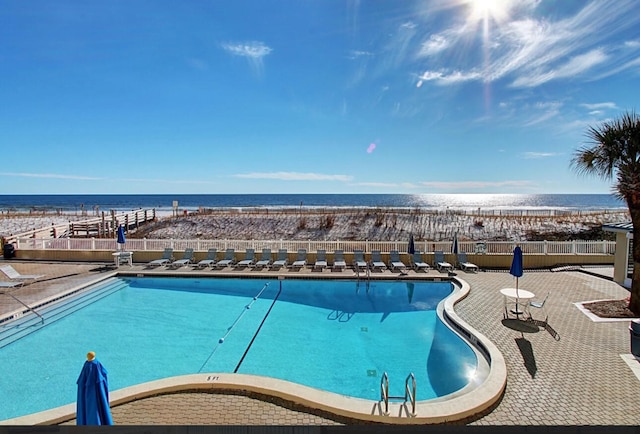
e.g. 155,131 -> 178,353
332,250 -> 346,271
0,265 -> 44,281
456,252 -> 478,272
291,249 -> 307,269
255,248 -> 272,269
388,250 -> 407,272
370,250 -> 386,271
146,248 -> 174,267
352,249 -> 368,271
170,248 -> 194,268
0,281 -> 24,288
411,251 -> 430,272
196,248 -> 218,268
434,251 -> 453,272
313,250 -> 327,270
215,249 -> 236,268
272,249 -> 288,269
236,249 -> 256,268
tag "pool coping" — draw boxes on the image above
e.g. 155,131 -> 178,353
1,274 -> 507,425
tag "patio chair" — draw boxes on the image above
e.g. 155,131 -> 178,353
369,250 -> 386,271
456,252 -> 478,273
332,250 -> 346,271
352,249 -> 368,271
411,251 -> 430,272
527,292 -> 550,326
0,265 -> 44,281
254,248 -> 272,269
313,250 -> 327,270
291,249 -> 308,269
388,250 -> 407,273
215,249 -> 236,268
196,248 -> 218,268
146,248 -> 174,267
434,251 -> 453,272
236,248 -> 256,268
271,249 -> 288,269
169,248 -> 194,268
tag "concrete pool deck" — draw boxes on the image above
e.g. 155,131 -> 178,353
1,260 -> 638,425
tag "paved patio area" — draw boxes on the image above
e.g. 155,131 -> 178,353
1,260 -> 638,425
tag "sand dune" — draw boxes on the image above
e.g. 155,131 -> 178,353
0,208 -> 630,242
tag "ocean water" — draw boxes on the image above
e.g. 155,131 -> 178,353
0,194 -> 626,213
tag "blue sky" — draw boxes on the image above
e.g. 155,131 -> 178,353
1,0 -> 639,195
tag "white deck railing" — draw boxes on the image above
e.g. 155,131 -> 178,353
13,237 -> 616,255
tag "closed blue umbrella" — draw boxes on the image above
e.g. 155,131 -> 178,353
509,246 -> 524,314
452,232 -> 459,255
116,225 -> 126,250
76,352 -> 113,425
407,234 -> 415,255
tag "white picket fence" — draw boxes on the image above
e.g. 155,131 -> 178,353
13,237 -> 616,255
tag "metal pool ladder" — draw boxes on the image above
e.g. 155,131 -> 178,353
380,372 -> 417,417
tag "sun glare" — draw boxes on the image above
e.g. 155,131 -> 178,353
468,0 -> 510,24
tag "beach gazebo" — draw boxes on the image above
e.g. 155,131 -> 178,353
603,221 -> 633,288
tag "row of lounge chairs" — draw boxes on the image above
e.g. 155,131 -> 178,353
144,248 -> 479,272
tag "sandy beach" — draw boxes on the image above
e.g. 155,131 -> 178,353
0,208 -> 630,242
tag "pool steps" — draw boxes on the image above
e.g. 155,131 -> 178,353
0,278 -> 127,348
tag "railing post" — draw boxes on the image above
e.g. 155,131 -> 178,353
91,238 -> 96,250
572,240 -> 576,254
543,240 -> 547,255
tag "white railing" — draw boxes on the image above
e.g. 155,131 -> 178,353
13,237 -> 616,255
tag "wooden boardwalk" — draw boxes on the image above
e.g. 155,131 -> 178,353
4,209 -> 156,243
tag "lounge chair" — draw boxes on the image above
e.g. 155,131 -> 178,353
169,248 -> 194,268
313,249 -> 327,270
236,249 -> 256,268
369,250 -> 386,271
0,265 -> 44,281
146,248 -> 173,267
411,251 -> 430,272
456,252 -> 478,272
353,249 -> 368,271
271,249 -> 288,269
215,248 -> 236,268
196,248 -> 218,268
332,250 -> 346,271
291,249 -> 307,269
388,250 -> 407,272
434,250 -> 453,272
0,281 -> 24,288
254,248 -> 272,269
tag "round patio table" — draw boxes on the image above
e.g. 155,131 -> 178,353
500,287 -> 535,317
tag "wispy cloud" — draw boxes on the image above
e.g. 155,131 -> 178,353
414,0 -> 638,89
234,172 -> 353,182
221,41 -> 273,75
0,172 -> 102,180
523,152 -> 560,159
419,180 -> 535,189
352,181 -> 421,189
580,102 -> 618,111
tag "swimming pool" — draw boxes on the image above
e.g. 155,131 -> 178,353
0,276 -> 491,422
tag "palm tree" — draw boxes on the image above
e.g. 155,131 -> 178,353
571,110 -> 640,313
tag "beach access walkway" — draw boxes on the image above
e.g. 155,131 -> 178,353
0,260 -> 638,426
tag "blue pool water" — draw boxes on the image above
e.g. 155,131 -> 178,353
0,277 -> 477,421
